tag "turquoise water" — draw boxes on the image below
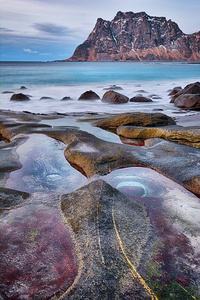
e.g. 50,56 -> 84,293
0,61 -> 200,87
0,61 -> 199,115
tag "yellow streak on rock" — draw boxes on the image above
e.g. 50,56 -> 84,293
112,207 -> 158,300
178,284 -> 196,300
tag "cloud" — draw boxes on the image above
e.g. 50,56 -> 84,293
24,48 -> 38,54
33,22 -> 72,36
0,27 -> 14,33
39,52 -> 51,56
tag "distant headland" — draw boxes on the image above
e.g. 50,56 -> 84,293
58,11 -> 200,62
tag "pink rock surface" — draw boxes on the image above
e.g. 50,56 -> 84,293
0,204 -> 78,299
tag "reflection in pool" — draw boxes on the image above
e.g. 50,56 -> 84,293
5,134 -> 88,194
0,204 -> 78,299
102,167 -> 200,299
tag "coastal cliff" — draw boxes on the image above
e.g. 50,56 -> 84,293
65,11 -> 200,62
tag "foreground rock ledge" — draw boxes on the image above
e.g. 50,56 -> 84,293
60,179 -> 200,299
89,112 -> 176,129
42,126 -> 200,197
117,125 -> 200,148
0,110 -> 199,196
60,180 -> 156,299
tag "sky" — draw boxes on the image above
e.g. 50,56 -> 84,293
0,0 -> 200,61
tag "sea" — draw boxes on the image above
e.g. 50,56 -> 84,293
0,61 -> 200,116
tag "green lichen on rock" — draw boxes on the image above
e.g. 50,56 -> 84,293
25,227 -> 40,247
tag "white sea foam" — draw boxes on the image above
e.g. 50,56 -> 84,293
0,62 -> 199,117
0,78 -> 199,117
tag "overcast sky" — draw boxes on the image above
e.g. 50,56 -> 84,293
0,0 -> 199,61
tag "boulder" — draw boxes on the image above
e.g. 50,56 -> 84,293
78,90 -> 100,100
171,82 -> 200,103
61,96 -> 72,101
168,86 -> 182,96
20,86 -> 27,90
130,96 -> 153,102
10,93 -> 30,101
90,112 -> 176,129
174,94 -> 200,109
102,90 -> 129,103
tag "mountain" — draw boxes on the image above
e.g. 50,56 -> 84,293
64,11 -> 200,62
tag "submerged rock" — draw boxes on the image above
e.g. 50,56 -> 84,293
78,90 -> 100,100
40,96 -> 54,100
103,84 -> 123,90
135,89 -> 148,93
130,96 -> 153,102
61,96 -> 73,101
1,91 -> 14,94
102,90 -> 129,103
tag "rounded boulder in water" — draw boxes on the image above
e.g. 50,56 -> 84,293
10,93 -> 30,101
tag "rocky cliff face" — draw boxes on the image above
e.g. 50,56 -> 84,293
66,11 -> 200,61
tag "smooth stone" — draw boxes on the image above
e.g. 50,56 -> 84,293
168,86 -> 182,96
171,82 -> 200,103
130,96 -> 153,102
61,96 -> 72,101
10,93 -> 30,101
90,112 -> 176,129
0,121 -> 51,141
78,90 -> 100,100
102,90 -> 129,104
60,180 -> 156,299
174,94 -> 200,109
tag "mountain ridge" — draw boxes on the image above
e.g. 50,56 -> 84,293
63,11 -> 200,62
